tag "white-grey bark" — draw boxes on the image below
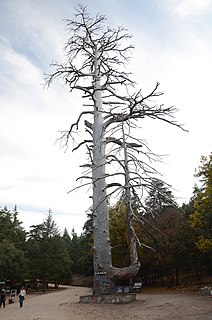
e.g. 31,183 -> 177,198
92,48 -> 112,278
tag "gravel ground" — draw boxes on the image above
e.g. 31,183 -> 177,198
0,286 -> 211,320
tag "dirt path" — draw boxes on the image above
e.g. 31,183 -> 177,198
1,286 -> 211,320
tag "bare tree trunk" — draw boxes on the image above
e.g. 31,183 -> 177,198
119,124 -> 140,274
92,49 -> 115,295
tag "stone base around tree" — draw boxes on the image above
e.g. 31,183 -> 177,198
79,293 -> 136,304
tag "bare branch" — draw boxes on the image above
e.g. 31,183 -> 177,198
72,139 -> 92,152
67,182 -> 91,193
103,182 -> 123,190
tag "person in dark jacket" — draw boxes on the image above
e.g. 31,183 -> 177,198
0,289 -> 6,308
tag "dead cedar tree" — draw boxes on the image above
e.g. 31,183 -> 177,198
45,6 -> 185,295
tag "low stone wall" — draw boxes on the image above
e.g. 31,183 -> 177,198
80,293 -> 136,304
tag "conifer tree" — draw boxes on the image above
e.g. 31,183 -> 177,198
46,6 -> 184,294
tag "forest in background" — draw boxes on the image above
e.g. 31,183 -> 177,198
0,153 -> 211,292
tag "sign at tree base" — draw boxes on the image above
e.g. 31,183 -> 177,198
93,273 -> 116,295
80,293 -> 136,304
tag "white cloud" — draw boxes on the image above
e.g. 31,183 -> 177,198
174,0 -> 211,18
158,0 -> 212,18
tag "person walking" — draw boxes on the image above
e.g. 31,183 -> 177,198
0,289 -> 6,308
19,287 -> 26,308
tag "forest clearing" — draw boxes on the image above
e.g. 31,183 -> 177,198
1,285 -> 211,320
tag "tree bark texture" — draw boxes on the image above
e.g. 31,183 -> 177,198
92,49 -> 115,294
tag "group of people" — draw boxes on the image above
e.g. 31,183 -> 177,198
0,287 -> 26,308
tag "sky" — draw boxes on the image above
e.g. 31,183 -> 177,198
0,0 -> 212,235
